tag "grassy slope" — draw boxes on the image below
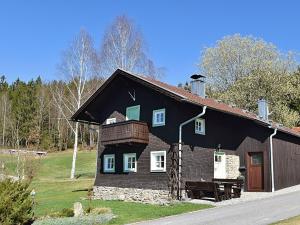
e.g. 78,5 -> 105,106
272,215 -> 300,225
0,150 -> 211,225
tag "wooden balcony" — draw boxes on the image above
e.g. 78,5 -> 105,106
101,120 -> 149,146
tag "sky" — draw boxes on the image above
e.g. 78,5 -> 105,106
1,0 -> 300,86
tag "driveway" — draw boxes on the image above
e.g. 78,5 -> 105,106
132,190 -> 300,225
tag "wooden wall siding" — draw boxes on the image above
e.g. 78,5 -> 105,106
88,73 -> 300,192
101,120 -> 149,145
273,132 -> 300,190
95,132 -> 171,190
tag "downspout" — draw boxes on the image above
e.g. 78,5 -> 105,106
178,105 -> 207,199
269,126 -> 277,192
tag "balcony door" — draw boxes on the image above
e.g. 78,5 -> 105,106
126,105 -> 140,121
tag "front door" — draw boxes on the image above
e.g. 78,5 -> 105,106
247,152 -> 264,191
214,151 -> 226,178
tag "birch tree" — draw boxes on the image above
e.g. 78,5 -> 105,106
100,15 -> 163,79
53,29 -> 100,179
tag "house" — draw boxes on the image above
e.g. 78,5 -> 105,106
71,69 -> 300,203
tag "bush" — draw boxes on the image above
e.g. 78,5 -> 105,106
0,179 -> 34,225
47,208 -> 74,218
60,208 -> 74,217
90,207 -> 112,215
33,214 -> 114,225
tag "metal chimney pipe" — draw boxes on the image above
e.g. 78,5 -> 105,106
190,74 -> 206,98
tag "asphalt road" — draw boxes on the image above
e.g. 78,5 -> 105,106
132,191 -> 300,225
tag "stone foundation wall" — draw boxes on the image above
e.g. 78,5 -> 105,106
93,186 -> 171,205
226,155 -> 240,179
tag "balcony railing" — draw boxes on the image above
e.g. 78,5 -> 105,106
101,120 -> 149,146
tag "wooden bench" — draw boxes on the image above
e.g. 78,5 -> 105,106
212,178 -> 244,198
185,181 -> 225,202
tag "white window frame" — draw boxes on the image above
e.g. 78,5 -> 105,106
152,108 -> 166,127
195,118 -> 205,135
106,117 -> 116,124
123,153 -> 137,172
103,154 -> 115,173
150,151 -> 166,172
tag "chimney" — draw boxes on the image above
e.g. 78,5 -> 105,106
190,74 -> 206,98
258,98 -> 269,121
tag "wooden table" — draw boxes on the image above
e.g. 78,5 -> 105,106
214,181 -> 233,200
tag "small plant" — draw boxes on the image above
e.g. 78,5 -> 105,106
90,207 -> 112,215
33,214 -> 114,225
85,206 -> 93,214
59,208 -> 74,217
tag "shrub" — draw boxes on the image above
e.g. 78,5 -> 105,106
24,156 -> 41,181
90,207 -> 112,215
33,214 -> 114,225
60,208 -> 74,217
0,179 -> 34,225
47,208 -> 74,218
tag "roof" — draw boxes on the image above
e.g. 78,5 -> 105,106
293,127 -> 300,133
72,69 -> 300,138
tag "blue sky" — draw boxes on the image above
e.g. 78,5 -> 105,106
1,0 -> 300,85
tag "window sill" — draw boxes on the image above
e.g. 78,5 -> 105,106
123,170 -> 137,173
150,170 -> 166,173
152,123 -> 165,127
103,170 -> 115,173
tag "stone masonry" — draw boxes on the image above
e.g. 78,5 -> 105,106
93,186 -> 171,205
226,155 -> 240,179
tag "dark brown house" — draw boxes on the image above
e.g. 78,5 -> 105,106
72,69 -> 300,203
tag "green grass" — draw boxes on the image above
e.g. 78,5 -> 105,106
0,150 -> 212,225
271,215 -> 300,225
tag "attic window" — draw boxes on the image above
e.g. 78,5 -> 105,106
152,109 -> 166,127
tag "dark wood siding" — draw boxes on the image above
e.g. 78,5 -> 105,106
95,132 -> 171,190
86,73 -> 300,192
273,132 -> 300,190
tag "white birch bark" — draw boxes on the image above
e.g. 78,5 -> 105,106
52,29 -> 100,179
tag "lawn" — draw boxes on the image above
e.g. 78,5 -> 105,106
272,215 -> 300,225
0,150 -> 211,224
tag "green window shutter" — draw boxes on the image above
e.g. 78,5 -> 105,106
126,105 -> 140,120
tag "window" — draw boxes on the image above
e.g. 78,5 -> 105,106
103,154 -> 115,172
123,153 -> 137,172
251,153 -> 263,165
150,151 -> 166,172
214,152 -> 224,162
195,118 -> 205,135
126,105 -> 140,121
152,109 -> 165,127
106,118 -> 116,124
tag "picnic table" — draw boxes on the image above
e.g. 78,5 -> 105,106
185,179 -> 244,201
185,181 -> 226,202
212,178 -> 244,198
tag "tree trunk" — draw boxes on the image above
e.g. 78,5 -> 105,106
70,122 -> 79,179
2,98 -> 6,146
89,129 -> 94,150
